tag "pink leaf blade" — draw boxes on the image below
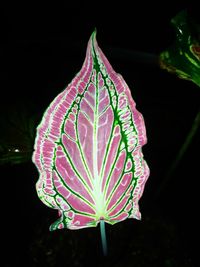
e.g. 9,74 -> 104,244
32,30 -> 149,230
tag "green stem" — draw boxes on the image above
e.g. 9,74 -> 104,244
156,109 -> 200,199
100,220 -> 107,256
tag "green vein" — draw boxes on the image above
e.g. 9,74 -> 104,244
40,185 -> 55,209
51,173 -> 96,219
105,151 -> 127,209
75,108 -> 94,185
59,142 -> 95,201
54,165 -> 96,213
98,79 -> 117,186
99,126 -> 115,187
108,179 -> 135,215
103,139 -> 123,200
108,177 -> 137,217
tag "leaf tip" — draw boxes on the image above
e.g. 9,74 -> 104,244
89,28 -> 98,53
91,28 -> 97,42
93,27 -> 97,34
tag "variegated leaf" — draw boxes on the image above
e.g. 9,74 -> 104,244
32,31 -> 149,231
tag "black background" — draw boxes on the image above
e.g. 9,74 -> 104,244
1,1 -> 200,267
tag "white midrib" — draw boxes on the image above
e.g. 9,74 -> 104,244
93,76 -> 104,218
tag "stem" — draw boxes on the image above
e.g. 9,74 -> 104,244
155,109 -> 200,199
100,220 -> 107,256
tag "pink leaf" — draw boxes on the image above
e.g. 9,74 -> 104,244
32,30 -> 149,231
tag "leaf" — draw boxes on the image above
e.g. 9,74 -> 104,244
159,10 -> 200,87
32,30 -> 149,231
